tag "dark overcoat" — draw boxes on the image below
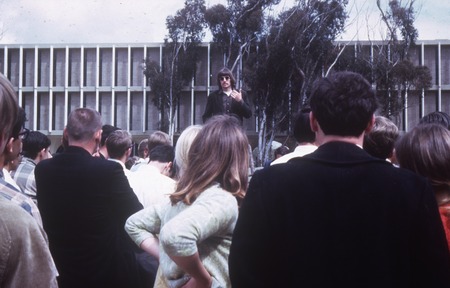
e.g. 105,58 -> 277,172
36,146 -> 144,288
230,141 -> 450,288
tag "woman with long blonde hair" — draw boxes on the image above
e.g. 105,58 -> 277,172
125,115 -> 249,288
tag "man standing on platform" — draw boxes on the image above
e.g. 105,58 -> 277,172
202,67 -> 252,125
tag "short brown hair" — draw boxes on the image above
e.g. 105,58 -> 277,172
148,131 -> 171,152
66,108 -> 102,142
363,115 -> 399,159
106,130 -> 133,159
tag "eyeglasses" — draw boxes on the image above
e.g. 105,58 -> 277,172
18,128 -> 30,140
220,76 -> 230,81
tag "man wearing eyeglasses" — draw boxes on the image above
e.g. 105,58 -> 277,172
202,67 -> 252,125
1,106 -> 43,226
0,73 -> 59,287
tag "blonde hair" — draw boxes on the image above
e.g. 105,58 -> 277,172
363,115 -> 399,159
170,115 -> 249,205
174,125 -> 202,179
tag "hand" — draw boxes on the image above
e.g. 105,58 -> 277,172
181,275 -> 212,288
230,89 -> 242,102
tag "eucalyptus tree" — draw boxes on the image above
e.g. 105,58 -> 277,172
374,0 -> 429,128
391,60 -> 432,110
245,0 -> 348,166
204,0 -> 280,78
378,0 -> 418,60
144,0 -> 206,139
334,0 -> 429,130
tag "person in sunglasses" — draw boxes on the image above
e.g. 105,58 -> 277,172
202,67 -> 252,125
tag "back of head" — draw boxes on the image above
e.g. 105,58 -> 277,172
418,111 -> 450,130
148,131 -> 171,152
309,71 -> 378,137
22,131 -> 52,159
395,123 -> 450,190
217,67 -> 236,89
125,156 -> 140,170
100,124 -> 120,147
174,125 -> 202,178
149,144 -> 175,163
274,145 -> 290,158
137,139 -> 149,158
105,130 -> 132,159
172,115 -> 249,205
0,73 -> 19,151
363,115 -> 399,160
66,108 -> 102,143
293,108 -> 315,144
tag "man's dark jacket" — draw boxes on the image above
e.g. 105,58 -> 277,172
202,90 -> 252,124
36,146 -> 144,288
229,141 -> 450,288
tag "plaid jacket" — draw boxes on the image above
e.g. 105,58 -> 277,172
0,170 -> 43,227
12,157 -> 37,203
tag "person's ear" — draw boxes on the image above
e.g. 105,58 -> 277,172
161,161 -> 173,176
309,111 -> 319,132
37,148 -> 48,161
167,162 -> 174,176
3,137 -> 15,154
63,128 -> 69,146
94,130 -> 102,142
126,147 -> 132,157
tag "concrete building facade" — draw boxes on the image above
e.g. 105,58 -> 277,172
1,40 -> 449,150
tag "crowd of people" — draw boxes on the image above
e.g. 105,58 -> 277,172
1,68 -> 449,288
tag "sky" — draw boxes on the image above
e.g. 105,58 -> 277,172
0,0 -> 448,45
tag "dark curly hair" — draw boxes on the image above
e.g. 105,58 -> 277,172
309,71 -> 379,137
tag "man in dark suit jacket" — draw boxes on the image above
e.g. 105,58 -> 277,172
36,108 -> 145,288
229,71 -> 450,288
